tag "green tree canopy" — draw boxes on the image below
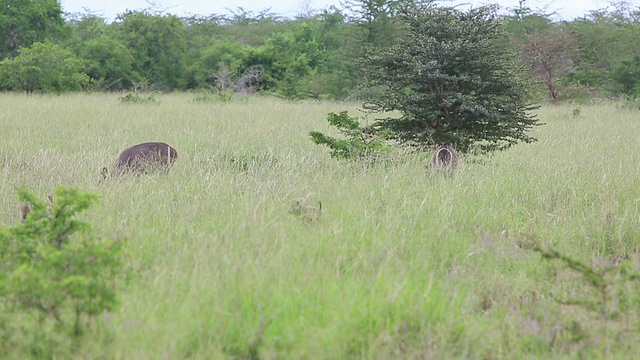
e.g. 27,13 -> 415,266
0,0 -> 67,60
257,22 -> 326,98
360,3 -> 541,154
112,11 -> 187,90
342,0 -> 400,49
0,41 -> 89,93
185,42 -> 251,89
79,35 -> 138,90
64,12 -> 109,46
565,4 -> 640,96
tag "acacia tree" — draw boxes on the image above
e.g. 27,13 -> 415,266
520,27 -> 576,101
359,3 -> 541,154
502,8 -> 577,101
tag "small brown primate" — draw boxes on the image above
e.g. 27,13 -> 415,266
20,194 -> 53,222
100,166 -> 110,180
360,130 -> 379,145
289,198 -> 322,223
431,144 -> 459,169
20,204 -> 32,222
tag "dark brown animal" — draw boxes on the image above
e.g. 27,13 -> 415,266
431,144 -> 459,169
102,142 -> 178,178
20,195 -> 53,222
20,204 -> 32,222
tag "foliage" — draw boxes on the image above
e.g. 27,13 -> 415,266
341,0 -> 400,49
112,11 -> 187,90
184,42 -> 252,90
0,0 -> 68,60
0,41 -> 89,93
181,14 -> 225,48
118,93 -> 158,104
79,35 -> 139,90
192,90 -> 233,103
310,111 -> 393,160
0,0 -> 640,102
307,8 -> 358,99
610,55 -> 640,96
64,12 -> 109,44
360,3 -> 541,154
244,22 -> 327,99
563,4 -> 640,97
529,244 -> 640,356
504,12 -> 577,101
0,187 -> 122,354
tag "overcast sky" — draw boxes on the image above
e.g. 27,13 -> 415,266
59,0 -> 619,21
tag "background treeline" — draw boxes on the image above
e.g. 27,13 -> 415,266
1,0 -> 639,101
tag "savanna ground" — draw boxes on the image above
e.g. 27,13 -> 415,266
1,93 -> 640,359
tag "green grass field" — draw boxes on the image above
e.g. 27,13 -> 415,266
1,93 -> 640,359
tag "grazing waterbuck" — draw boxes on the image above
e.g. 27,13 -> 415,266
431,144 -> 459,170
102,142 -> 178,179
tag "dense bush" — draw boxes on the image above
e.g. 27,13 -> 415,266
0,187 -> 122,356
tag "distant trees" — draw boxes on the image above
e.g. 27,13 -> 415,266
0,41 -> 88,93
0,0 -> 67,60
185,42 -> 246,89
0,0 -> 639,100
341,0 -> 399,49
611,55 -> 640,95
111,11 -> 187,90
79,36 -> 138,90
564,4 -> 640,97
504,12 -> 576,101
255,22 -> 326,98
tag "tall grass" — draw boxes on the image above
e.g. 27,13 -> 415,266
1,93 -> 640,358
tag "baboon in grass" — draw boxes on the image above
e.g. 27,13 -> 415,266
20,194 -> 53,222
289,198 -> 322,223
431,144 -> 459,170
20,204 -> 32,222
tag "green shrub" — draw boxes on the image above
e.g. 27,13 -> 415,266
0,186 -> 122,355
118,93 -> 158,104
310,111 -> 400,162
529,244 -> 640,356
192,90 -> 233,103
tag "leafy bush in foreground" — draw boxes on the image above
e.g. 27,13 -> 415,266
0,186 -> 122,356
529,243 -> 640,356
310,111 -> 398,161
